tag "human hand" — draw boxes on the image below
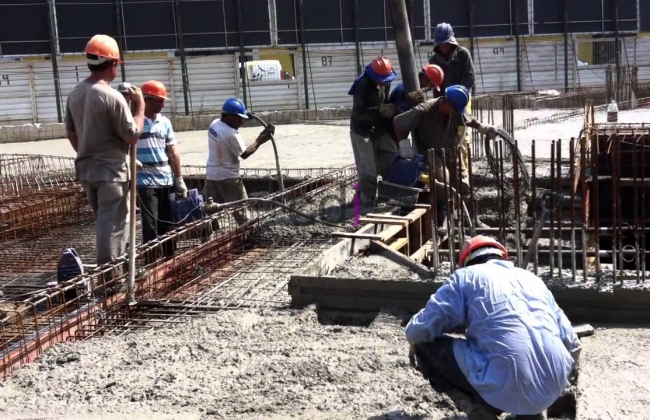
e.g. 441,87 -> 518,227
174,176 -> 188,199
408,89 -> 428,105
128,85 -> 144,105
379,103 -> 399,118
408,344 -> 418,368
256,124 -> 275,145
479,124 -> 498,140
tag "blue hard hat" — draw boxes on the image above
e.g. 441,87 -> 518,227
445,85 -> 470,114
434,22 -> 455,46
222,97 -> 249,119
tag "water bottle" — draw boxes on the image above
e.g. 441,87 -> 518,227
607,99 -> 618,132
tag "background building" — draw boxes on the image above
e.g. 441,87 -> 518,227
0,0 -> 648,124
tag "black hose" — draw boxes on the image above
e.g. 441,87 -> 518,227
246,113 -> 285,200
483,128 -> 531,199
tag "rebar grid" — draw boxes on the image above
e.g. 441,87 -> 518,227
428,121 -> 650,286
0,165 -> 354,377
0,154 -> 76,197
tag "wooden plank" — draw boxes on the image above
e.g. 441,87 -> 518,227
358,217 -> 410,226
389,237 -> 409,251
366,213 -> 412,221
378,224 -> 406,242
369,240 -> 434,279
414,203 -> 431,209
331,232 -> 383,240
410,240 -> 432,264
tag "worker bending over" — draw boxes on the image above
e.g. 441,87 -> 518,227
65,34 -> 144,276
349,55 -> 400,207
429,22 -> 476,193
135,80 -> 187,264
405,236 -> 581,419
205,98 -> 273,225
393,85 -> 495,232
388,64 -> 445,113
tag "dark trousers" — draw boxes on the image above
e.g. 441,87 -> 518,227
137,187 -> 176,264
415,336 -> 544,419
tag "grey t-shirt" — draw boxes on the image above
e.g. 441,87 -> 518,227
65,80 -> 140,182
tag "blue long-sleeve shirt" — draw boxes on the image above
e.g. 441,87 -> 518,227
388,82 -> 412,112
405,260 -> 581,415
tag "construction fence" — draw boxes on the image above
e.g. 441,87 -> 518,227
1,35 -> 650,126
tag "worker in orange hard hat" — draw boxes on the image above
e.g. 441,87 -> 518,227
135,80 -> 187,264
348,55 -> 400,207
388,64 -> 445,113
64,34 -> 145,280
405,235 -> 581,419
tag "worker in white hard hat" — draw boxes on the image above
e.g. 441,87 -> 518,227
405,236 -> 581,420
65,34 -> 144,278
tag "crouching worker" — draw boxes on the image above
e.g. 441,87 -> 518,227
135,80 -> 187,264
205,98 -> 273,226
349,55 -> 399,207
393,85 -> 495,233
405,236 -> 582,420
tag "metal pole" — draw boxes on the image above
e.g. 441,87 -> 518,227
298,0 -> 310,109
114,0 -> 126,81
388,0 -> 419,94
236,0 -> 248,107
353,0 -> 362,74
173,0 -> 190,116
468,0 -> 476,97
564,0 -> 569,92
614,0 -> 621,96
46,0 -> 63,123
127,142 -> 137,305
513,0 -> 522,91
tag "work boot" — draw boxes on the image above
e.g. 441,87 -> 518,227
460,172 -> 471,197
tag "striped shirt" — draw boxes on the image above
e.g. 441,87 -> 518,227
136,114 -> 176,187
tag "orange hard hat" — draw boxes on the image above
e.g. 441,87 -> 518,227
422,64 -> 444,91
141,80 -> 168,99
370,55 -> 394,77
458,235 -> 508,268
84,34 -> 122,63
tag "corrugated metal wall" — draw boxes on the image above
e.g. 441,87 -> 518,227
1,36 -> 649,125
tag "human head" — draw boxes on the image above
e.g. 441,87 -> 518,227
419,64 -> 444,91
84,34 -> 122,81
221,97 -> 249,129
141,80 -> 168,115
440,85 -> 470,115
433,22 -> 457,57
365,55 -> 397,86
459,235 -> 508,268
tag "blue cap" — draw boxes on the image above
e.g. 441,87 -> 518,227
445,85 -> 470,114
434,22 -> 455,46
222,98 -> 249,119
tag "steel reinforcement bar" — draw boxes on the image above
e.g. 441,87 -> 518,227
0,165 -> 356,377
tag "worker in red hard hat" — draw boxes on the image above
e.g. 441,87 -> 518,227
429,22 -> 477,194
135,80 -> 187,264
388,64 -> 445,113
393,84 -> 496,234
405,235 -> 581,420
348,55 -> 400,207
65,34 -> 144,278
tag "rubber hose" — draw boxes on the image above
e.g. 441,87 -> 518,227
247,113 -> 285,200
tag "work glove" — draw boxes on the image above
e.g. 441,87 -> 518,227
379,103 -> 399,119
256,124 -> 276,145
174,176 -> 188,199
398,139 -> 415,160
407,88 -> 430,106
135,160 -> 143,170
477,124 -> 498,140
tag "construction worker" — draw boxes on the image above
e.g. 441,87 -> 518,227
393,85 -> 495,232
406,235 -> 581,420
135,80 -> 187,263
65,34 -> 144,274
348,55 -> 400,207
388,64 -> 445,112
205,98 -> 273,225
429,22 -> 476,193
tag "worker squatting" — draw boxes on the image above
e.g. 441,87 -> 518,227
64,28 -> 580,419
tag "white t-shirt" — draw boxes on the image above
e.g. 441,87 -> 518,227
206,119 -> 247,181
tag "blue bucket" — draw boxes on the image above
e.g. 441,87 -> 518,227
385,153 -> 427,188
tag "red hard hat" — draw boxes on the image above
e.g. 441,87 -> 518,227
141,80 -> 168,99
84,34 -> 122,63
371,55 -> 394,77
458,235 -> 508,268
422,64 -> 444,91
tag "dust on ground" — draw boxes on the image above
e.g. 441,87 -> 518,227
0,307 -> 465,420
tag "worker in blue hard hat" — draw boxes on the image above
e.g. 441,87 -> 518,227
348,55 -> 400,207
429,22 -> 477,194
393,85 -> 496,234
205,97 -> 274,225
406,235 -> 581,419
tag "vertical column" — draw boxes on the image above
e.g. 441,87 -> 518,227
389,0 -> 419,93
297,0 -> 310,109
236,0 -> 248,107
563,0 -> 570,92
114,0 -> 127,81
46,0 -> 63,123
173,0 -> 190,116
